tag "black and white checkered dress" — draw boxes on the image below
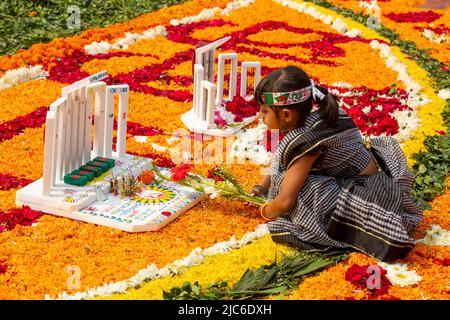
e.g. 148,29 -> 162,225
266,108 -> 423,262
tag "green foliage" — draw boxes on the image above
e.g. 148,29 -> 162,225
163,281 -> 228,300
0,0 -> 188,56
412,135 -> 449,209
163,250 -> 348,300
388,83 -> 397,95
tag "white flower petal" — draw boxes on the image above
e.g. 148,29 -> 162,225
379,262 -> 422,287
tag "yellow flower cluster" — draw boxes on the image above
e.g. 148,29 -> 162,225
93,235 -> 295,300
81,56 -> 159,77
0,80 -> 62,123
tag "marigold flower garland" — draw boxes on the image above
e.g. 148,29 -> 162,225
0,0 -> 447,300
324,0 -> 450,64
0,80 -> 62,124
0,0 -> 231,73
52,225 -> 272,300
91,235 -> 294,300
86,0 -> 447,300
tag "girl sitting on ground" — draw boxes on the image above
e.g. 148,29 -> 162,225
252,66 -> 422,262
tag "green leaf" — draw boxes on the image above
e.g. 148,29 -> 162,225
388,83 -> 397,95
418,164 -> 427,174
192,283 -> 201,296
291,258 -> 335,278
163,251 -> 348,300
181,281 -> 192,293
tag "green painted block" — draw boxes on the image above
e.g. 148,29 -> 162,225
72,170 -> 95,181
87,160 -> 110,172
93,157 -> 115,167
79,165 -> 103,177
64,174 -> 88,186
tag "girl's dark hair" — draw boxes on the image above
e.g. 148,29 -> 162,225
254,66 -> 339,127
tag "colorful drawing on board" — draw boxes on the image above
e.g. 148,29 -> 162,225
131,185 -> 176,204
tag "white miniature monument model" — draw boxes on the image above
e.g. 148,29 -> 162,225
181,36 -> 261,136
16,71 -> 204,232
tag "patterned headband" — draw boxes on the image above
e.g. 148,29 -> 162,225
261,79 -> 326,106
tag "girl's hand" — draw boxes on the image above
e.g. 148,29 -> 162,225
243,189 -> 262,209
251,184 -> 269,198
244,191 -> 259,209
243,201 -> 259,209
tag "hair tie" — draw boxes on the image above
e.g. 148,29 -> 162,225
310,79 -> 327,102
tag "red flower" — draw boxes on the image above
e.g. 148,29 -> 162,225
23,208 -> 41,221
385,11 -> 442,23
233,114 -> 243,122
0,206 -> 43,233
436,130 -> 446,136
336,85 -> 412,136
345,264 -> 392,296
224,96 -> 260,120
0,174 -> 34,191
434,258 -> 450,266
240,106 -> 257,118
126,122 -> 164,136
207,168 -> 224,182
0,106 -> 49,143
155,157 -> 176,168
0,263 -> 7,274
214,112 -> 228,128
345,264 -> 366,284
170,164 -> 192,181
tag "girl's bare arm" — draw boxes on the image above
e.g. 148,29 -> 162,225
250,163 -> 272,197
262,152 -> 319,219
257,174 -> 271,189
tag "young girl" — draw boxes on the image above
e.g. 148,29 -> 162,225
252,66 -> 422,262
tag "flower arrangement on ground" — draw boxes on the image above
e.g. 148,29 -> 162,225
151,163 -> 267,205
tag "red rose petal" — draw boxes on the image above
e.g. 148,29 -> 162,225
0,263 -> 7,274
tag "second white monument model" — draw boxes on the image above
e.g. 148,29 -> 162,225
181,37 -> 262,137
